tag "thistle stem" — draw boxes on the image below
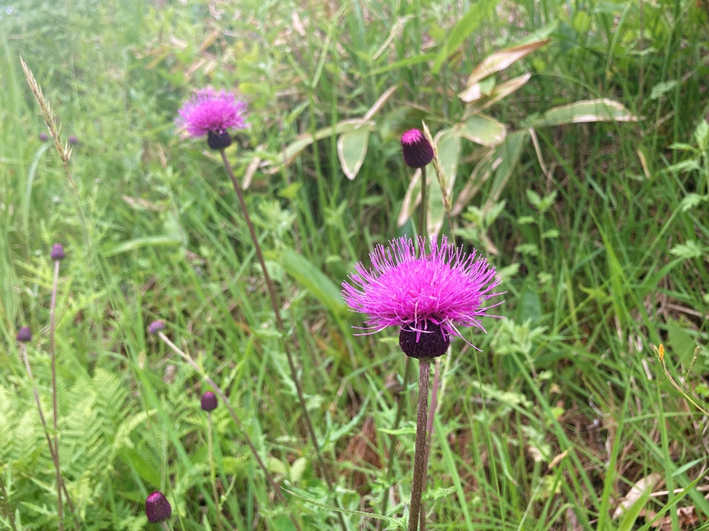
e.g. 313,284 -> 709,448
157,332 -> 303,531
207,412 -> 223,531
18,344 -> 78,526
419,359 -> 441,531
408,361 -> 431,531
379,357 -> 411,523
50,259 -> 63,531
220,150 -> 347,531
418,166 -> 427,241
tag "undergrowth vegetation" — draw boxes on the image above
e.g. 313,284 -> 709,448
1,0 -> 709,529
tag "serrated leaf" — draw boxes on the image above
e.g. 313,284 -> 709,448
515,243 -> 539,256
669,240 -> 704,259
680,193 -> 707,212
464,39 -> 549,85
458,114 -> 506,146
526,189 -> 542,208
542,229 -> 559,239
650,80 -> 679,100
666,159 -> 701,173
534,99 -> 636,126
337,127 -> 369,180
695,120 -> 709,151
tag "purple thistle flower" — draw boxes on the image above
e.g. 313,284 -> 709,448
148,320 -> 165,335
17,326 -> 32,343
342,236 -> 502,358
201,391 -> 218,412
176,88 -> 247,150
50,243 -> 65,261
145,491 -> 171,523
401,129 -> 434,169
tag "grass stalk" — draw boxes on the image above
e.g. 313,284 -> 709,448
408,360 -> 431,531
156,331 -> 303,531
219,149 -> 348,531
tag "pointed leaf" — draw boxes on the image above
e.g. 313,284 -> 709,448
465,40 -> 549,85
458,114 -> 506,146
534,99 -> 637,127
473,73 -> 532,111
451,148 -> 495,215
484,130 -> 529,208
337,128 -> 369,180
433,0 -> 496,73
281,248 -> 346,316
428,129 -> 460,237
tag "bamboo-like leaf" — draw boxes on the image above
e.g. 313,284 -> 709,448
458,114 -> 506,146
465,40 -> 549,86
337,127 -> 369,180
483,130 -> 529,209
451,148 -> 496,216
281,247 -> 346,316
469,73 -> 532,111
534,99 -> 637,126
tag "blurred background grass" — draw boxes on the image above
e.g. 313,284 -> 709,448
1,0 -> 709,529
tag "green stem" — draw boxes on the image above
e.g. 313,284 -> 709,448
208,413 -> 223,531
50,259 -> 63,531
418,166 -> 427,241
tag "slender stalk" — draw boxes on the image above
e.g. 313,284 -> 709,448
220,150 -> 347,531
408,361 -> 431,531
378,357 -> 411,524
157,332 -> 303,531
418,359 -> 441,531
18,344 -> 78,525
207,412 -> 223,531
0,473 -> 17,531
160,522 -> 173,531
419,166 -> 427,241
50,259 -> 63,531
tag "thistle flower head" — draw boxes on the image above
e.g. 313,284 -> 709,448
17,327 -> 32,343
201,391 -> 218,412
148,320 -> 165,335
50,243 -> 65,261
145,491 -> 171,523
176,88 -> 247,150
342,236 -> 502,358
401,129 -> 434,169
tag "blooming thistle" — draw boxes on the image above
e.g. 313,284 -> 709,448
145,491 -> 172,523
201,391 -> 218,412
176,88 -> 247,150
342,236 -> 502,359
401,129 -> 434,169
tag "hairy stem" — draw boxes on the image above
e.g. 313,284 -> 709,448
419,166 -> 427,241
220,150 -> 347,531
50,260 -> 63,531
419,358 -> 441,531
408,361 -> 430,531
157,332 -> 302,531
208,413 -> 223,531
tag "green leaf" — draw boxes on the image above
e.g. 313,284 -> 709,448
667,319 -> 696,364
517,282 -> 542,324
458,114 -> 506,146
463,39 -> 549,85
104,236 -> 183,257
428,128 -> 461,236
337,127 -> 369,180
432,0 -> 495,73
695,119 -> 709,151
669,240 -> 704,259
281,247 -> 346,316
370,53 -> 436,75
534,99 -> 636,126
486,130 -> 529,205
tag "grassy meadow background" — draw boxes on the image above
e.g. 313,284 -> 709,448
1,0 -> 709,529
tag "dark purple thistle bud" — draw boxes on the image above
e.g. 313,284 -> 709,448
148,320 -> 165,335
16,327 -> 32,343
68,135 -> 79,146
401,129 -> 434,169
398,322 -> 450,359
201,391 -> 218,412
50,244 -> 65,261
145,491 -> 171,523
207,131 -> 232,150
39,132 -> 49,142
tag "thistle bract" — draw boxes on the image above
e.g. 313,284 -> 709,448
145,491 -> 171,523
401,129 -> 434,169
201,391 -> 218,412
342,236 -> 502,358
50,244 -> 65,261
17,327 -> 32,343
176,88 -> 247,149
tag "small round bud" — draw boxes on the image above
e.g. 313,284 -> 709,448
50,244 -> 65,261
39,133 -> 49,142
398,321 -> 450,359
145,491 -> 171,523
68,135 -> 79,146
201,391 -> 218,412
148,321 -> 165,335
17,327 -> 32,343
401,129 -> 434,169
207,130 -> 232,150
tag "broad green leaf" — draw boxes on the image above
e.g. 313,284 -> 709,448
458,76 -> 497,103
458,114 -> 506,146
428,128 -> 460,236
464,39 -> 549,86
432,0 -> 495,73
337,127 -> 369,180
534,99 -> 636,126
281,247 -> 346,316
485,130 -> 529,206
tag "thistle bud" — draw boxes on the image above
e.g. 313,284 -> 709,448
50,244 -> 65,261
16,327 -> 32,343
400,129 -> 434,169
201,391 -> 218,412
68,135 -> 79,146
148,321 -> 165,335
207,131 -> 232,151
145,491 -> 171,523
398,322 -> 450,359
39,133 -> 49,142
